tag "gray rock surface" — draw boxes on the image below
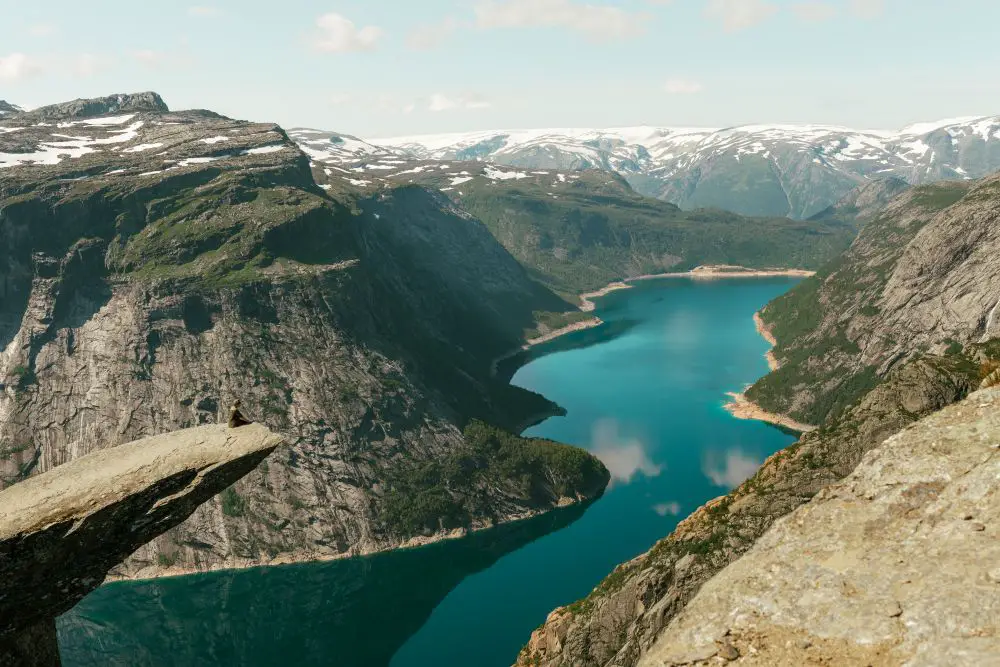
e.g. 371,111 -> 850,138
0,423 -> 283,665
7,92 -> 167,123
809,176 -> 911,227
640,387 -> 1000,667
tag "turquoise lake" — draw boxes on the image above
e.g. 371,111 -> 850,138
58,277 -> 799,667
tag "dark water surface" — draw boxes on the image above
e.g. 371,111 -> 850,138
58,277 -> 800,667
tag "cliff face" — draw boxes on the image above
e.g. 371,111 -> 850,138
0,423 -> 283,666
0,95 -> 606,578
747,176 -> 1000,425
640,387 -> 1000,666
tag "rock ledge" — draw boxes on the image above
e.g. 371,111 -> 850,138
640,388 -> 1000,666
0,424 -> 282,665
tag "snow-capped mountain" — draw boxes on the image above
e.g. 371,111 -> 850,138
0,101 -> 22,116
355,117 -> 1000,218
288,128 -> 402,164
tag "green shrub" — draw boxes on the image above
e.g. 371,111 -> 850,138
379,420 -> 608,536
221,487 -> 247,517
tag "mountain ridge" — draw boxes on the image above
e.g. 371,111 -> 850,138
332,116 -> 1000,219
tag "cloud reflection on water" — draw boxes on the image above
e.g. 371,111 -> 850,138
702,447 -> 763,489
652,501 -> 682,517
590,418 -> 663,486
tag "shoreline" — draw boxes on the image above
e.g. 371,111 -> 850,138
579,282 -> 632,312
490,317 -> 604,377
107,497 -> 598,585
754,312 -> 780,371
724,306 -> 817,432
625,265 -> 815,283
577,265 -> 814,311
492,265 -> 814,378
723,391 -> 816,433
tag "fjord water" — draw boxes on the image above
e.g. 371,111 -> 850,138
58,277 -> 799,667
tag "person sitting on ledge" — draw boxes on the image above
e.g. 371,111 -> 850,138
228,400 -> 252,428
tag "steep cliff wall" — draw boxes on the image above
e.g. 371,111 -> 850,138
747,177 -> 1000,425
0,97 -> 607,578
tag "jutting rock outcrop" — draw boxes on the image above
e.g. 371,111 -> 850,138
640,387 -> 1000,666
0,424 -> 283,666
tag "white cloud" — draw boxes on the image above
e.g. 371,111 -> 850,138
475,0 -> 648,41
849,0 -> 884,19
133,50 -> 166,68
653,501 -> 682,517
73,54 -> 110,77
28,24 -> 58,37
407,18 -> 460,50
427,93 -> 491,112
429,94 -> 457,112
664,78 -> 704,94
313,13 -> 383,53
0,53 -> 43,81
703,448 -> 762,489
791,1 -> 837,21
402,102 -> 416,114
590,419 -> 663,485
188,6 -> 222,17
704,0 -> 778,32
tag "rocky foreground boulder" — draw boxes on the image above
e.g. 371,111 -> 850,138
0,424 -> 283,666
640,386 -> 1000,666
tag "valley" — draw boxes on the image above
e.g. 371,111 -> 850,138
1,87 -> 998,667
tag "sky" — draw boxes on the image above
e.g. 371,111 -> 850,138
2,0 -> 999,138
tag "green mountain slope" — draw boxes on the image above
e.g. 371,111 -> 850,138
308,159 -> 858,298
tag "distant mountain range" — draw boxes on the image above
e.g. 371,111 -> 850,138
299,117 -> 1000,219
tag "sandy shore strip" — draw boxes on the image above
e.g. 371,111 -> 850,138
526,317 -> 603,346
491,317 -> 603,376
724,392 -> 816,433
577,266 -> 814,310
754,312 -> 780,371
579,282 -> 632,312
627,265 -> 816,282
